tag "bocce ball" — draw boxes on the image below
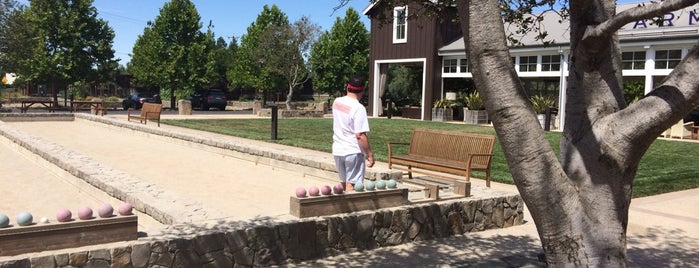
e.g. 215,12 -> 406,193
320,185 -> 332,195
78,206 -> 93,220
56,208 -> 72,222
387,179 -> 398,189
118,203 -> 133,216
16,211 -> 33,226
354,182 -> 365,192
295,187 -> 307,198
364,181 -> 375,191
0,214 -> 9,228
333,183 -> 344,194
376,180 -> 387,189
308,186 -> 320,196
40,217 -> 49,224
98,204 -> 114,218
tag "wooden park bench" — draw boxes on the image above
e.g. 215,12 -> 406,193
127,102 -> 162,126
388,128 -> 496,187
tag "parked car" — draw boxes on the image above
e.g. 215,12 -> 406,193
122,93 -> 161,110
189,89 -> 227,111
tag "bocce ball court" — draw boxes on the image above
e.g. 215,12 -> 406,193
1,117 -> 347,224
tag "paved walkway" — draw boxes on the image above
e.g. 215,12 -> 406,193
1,111 -> 697,266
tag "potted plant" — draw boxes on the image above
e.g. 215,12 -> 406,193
529,95 -> 557,128
463,91 -> 489,124
431,98 -> 454,122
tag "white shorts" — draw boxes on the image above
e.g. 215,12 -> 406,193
334,153 -> 365,184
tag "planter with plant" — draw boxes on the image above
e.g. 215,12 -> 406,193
529,95 -> 557,128
431,98 -> 454,122
463,91 -> 489,124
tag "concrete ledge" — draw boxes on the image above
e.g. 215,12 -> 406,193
0,113 -> 74,122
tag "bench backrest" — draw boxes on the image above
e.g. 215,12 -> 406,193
409,128 -> 495,165
141,103 -> 162,119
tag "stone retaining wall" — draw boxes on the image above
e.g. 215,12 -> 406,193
1,194 -> 523,267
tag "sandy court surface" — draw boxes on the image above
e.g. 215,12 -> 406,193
6,119 -> 339,222
0,133 -> 162,231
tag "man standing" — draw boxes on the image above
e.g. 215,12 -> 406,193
332,75 -> 374,191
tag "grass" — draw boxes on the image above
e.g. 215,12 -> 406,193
161,118 -> 699,198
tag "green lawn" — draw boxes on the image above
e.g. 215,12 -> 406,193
162,118 -> 699,198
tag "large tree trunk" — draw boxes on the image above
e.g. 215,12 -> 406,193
455,0 -> 699,266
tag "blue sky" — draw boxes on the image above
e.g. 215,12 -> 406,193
90,1 -> 373,65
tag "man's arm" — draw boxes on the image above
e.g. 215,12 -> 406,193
356,132 -> 374,167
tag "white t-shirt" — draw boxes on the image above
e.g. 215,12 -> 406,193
332,96 -> 370,156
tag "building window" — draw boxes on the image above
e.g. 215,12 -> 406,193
622,51 -> 646,70
654,49 -> 682,69
541,55 -> 561,71
393,6 -> 407,43
459,58 -> 469,73
519,56 -> 537,72
443,59 -> 458,73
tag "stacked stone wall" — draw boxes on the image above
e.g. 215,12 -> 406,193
1,194 -> 523,267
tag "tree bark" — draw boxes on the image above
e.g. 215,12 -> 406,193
456,0 -> 699,266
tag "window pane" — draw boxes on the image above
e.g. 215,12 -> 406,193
622,52 -> 633,61
459,59 -> 468,73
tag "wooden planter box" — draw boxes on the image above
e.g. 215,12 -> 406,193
401,106 -> 422,119
464,109 -> 489,124
290,188 -> 409,218
0,215 -> 137,256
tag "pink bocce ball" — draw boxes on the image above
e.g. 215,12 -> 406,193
333,183 -> 344,194
78,206 -> 93,220
56,208 -> 72,222
320,185 -> 332,195
98,204 -> 114,218
308,186 -> 320,196
118,203 -> 133,216
295,187 -> 307,198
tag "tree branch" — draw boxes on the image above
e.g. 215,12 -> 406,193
584,0 -> 699,40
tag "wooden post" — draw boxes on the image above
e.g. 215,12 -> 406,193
425,183 -> 439,200
454,181 -> 471,197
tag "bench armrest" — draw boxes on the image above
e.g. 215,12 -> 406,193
387,142 -> 410,158
465,153 -> 494,167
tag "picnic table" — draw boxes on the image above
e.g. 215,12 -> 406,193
19,99 -> 54,113
71,100 -> 106,115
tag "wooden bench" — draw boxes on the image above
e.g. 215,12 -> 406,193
388,128 -> 496,187
127,102 -> 162,126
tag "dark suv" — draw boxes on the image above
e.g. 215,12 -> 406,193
190,89 -> 227,111
122,93 -> 161,110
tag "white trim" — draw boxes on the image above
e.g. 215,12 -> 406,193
373,58 -> 427,119
393,6 -> 408,44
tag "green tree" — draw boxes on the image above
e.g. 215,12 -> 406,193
2,0 -> 117,103
0,0 -> 26,75
128,0 -> 213,108
386,65 -> 420,107
208,36 -> 236,89
228,5 -> 289,102
309,7 -> 369,95
255,16 -> 320,109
